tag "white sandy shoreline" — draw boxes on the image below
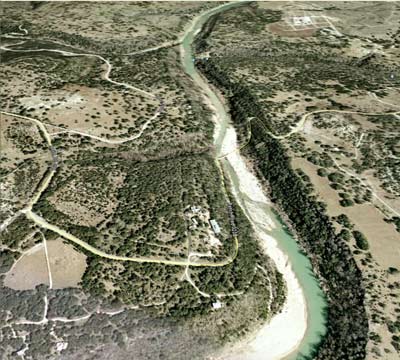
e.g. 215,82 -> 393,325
218,127 -> 307,360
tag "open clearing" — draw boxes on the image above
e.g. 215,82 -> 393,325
292,158 -> 400,269
47,238 -> 87,288
4,239 -> 86,290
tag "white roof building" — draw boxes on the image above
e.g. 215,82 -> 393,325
293,16 -> 313,26
210,219 -> 221,235
191,205 -> 201,213
213,301 -> 222,309
56,342 -> 68,352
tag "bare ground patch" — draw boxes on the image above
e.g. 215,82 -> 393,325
268,22 -> 317,38
3,238 -> 87,290
47,238 -> 87,289
4,243 -> 49,290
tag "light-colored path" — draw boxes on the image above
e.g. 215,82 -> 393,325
124,40 -> 181,56
16,295 -> 49,325
265,104 -> 400,217
258,108 -> 400,217
47,112 -> 160,144
0,211 -> 22,233
1,109 -> 159,145
1,43 -> 164,143
40,231 -> 53,289
1,44 -> 155,98
369,91 -> 400,109
184,253 -> 211,297
25,210 -> 238,267
270,109 -> 400,140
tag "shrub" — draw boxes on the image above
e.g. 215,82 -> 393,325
353,230 -> 369,250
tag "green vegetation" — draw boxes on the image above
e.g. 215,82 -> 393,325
193,3 -> 400,356
385,216 -> 400,233
335,214 -> 353,229
353,230 -> 369,250
0,216 -> 36,250
1,4 -> 291,357
33,153 -> 234,261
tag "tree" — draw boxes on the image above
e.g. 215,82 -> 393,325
353,230 -> 369,250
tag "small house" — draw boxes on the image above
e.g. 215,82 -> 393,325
210,219 -> 221,235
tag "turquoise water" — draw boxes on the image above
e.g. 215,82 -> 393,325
269,210 -> 327,359
181,2 -> 327,359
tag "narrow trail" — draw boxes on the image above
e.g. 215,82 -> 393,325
185,265 -> 210,297
124,40 -> 181,56
218,107 -> 400,160
0,111 -> 53,145
354,132 -> 365,160
268,104 -> 400,217
184,253 -> 211,297
1,43 -> 164,143
369,91 -> 400,109
216,107 -> 400,218
18,25 -> 28,36
257,264 -> 273,315
40,231 -> 53,289
16,295 -> 48,325
0,211 -> 22,233
0,158 -> 47,180
47,111 -> 160,144
1,109 -> 161,145
270,108 -> 400,140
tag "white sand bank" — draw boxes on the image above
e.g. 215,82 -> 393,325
219,125 -> 307,360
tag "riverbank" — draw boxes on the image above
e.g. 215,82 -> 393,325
179,1 -> 335,358
200,78 -> 308,360
219,127 -> 307,360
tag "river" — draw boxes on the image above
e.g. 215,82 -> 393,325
180,2 -> 327,359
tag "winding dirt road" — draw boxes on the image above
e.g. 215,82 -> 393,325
1,29 -> 239,269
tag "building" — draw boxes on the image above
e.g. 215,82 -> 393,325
210,219 -> 221,235
292,16 -> 312,26
212,301 -> 222,309
191,205 -> 201,214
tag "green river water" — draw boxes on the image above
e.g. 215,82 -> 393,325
181,2 -> 327,359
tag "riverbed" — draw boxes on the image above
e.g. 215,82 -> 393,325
180,2 -> 327,359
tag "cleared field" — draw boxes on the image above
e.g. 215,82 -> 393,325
1,54 -> 159,140
0,3 -> 285,360
4,244 -> 49,290
47,238 -> 87,289
3,238 -> 86,290
292,158 -> 400,269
